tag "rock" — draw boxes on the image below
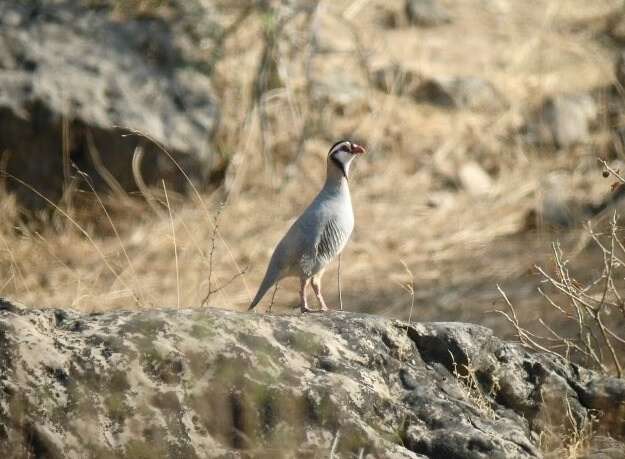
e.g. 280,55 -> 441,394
405,0 -> 451,27
372,64 -> 421,95
535,172 -> 578,228
0,1 -> 220,209
586,436 -> 625,459
524,93 -> 597,149
426,190 -> 456,209
313,74 -> 369,116
1,300 -> 624,458
458,162 -> 493,196
414,76 -> 507,111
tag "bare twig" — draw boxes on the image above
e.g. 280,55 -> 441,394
203,265 -> 250,303
598,158 -> 625,184
498,213 -> 625,376
496,285 -> 564,359
201,202 -> 225,306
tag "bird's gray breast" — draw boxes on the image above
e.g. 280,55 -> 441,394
291,184 -> 354,277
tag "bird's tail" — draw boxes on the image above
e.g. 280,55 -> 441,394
248,267 -> 279,311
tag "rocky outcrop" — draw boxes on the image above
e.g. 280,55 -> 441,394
1,299 -> 624,458
0,1 -> 220,208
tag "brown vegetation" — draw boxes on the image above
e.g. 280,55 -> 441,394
1,0 -> 625,366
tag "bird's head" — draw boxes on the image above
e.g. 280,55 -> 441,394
327,140 -> 366,180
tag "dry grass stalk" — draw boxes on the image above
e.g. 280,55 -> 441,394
162,181 -> 181,310
337,254 -> 343,311
449,351 -> 499,420
397,261 -> 416,324
121,126 -> 251,300
1,172 -> 131,297
267,282 -> 279,313
73,166 -> 142,305
537,394 -> 596,458
329,429 -> 340,458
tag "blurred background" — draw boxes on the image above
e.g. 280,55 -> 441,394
2,0 -> 625,369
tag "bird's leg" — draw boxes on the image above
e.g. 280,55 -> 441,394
300,277 -> 314,313
311,274 -> 328,312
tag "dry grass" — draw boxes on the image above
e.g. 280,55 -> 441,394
0,0 -> 624,339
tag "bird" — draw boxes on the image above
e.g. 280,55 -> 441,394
248,140 -> 366,313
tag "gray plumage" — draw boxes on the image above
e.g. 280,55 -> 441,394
249,140 -> 365,312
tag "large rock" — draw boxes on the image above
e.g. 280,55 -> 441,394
0,299 -> 624,458
524,93 -> 597,149
0,1 -> 220,208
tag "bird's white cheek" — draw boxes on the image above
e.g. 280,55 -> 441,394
334,150 -> 352,164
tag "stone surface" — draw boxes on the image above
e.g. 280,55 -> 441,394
405,0 -> 452,27
313,73 -> 369,116
0,299 -> 624,458
458,162 -> 493,196
0,1 -> 220,208
414,76 -> 507,111
524,93 -> 597,149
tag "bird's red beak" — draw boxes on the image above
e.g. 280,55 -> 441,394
350,143 -> 366,155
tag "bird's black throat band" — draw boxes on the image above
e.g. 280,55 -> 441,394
331,154 -> 348,180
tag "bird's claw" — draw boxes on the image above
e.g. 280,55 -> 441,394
300,305 -> 330,313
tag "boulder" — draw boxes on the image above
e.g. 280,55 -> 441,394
405,0 -> 452,27
414,76 -> 507,112
0,299 -> 624,458
524,93 -> 597,149
0,1 -> 220,208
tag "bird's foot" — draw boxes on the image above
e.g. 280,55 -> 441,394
300,304 -> 315,313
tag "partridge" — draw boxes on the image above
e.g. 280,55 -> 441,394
248,140 -> 366,312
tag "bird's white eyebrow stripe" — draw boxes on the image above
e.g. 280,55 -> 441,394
330,142 -> 350,155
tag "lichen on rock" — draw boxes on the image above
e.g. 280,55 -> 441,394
0,300 -> 624,458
